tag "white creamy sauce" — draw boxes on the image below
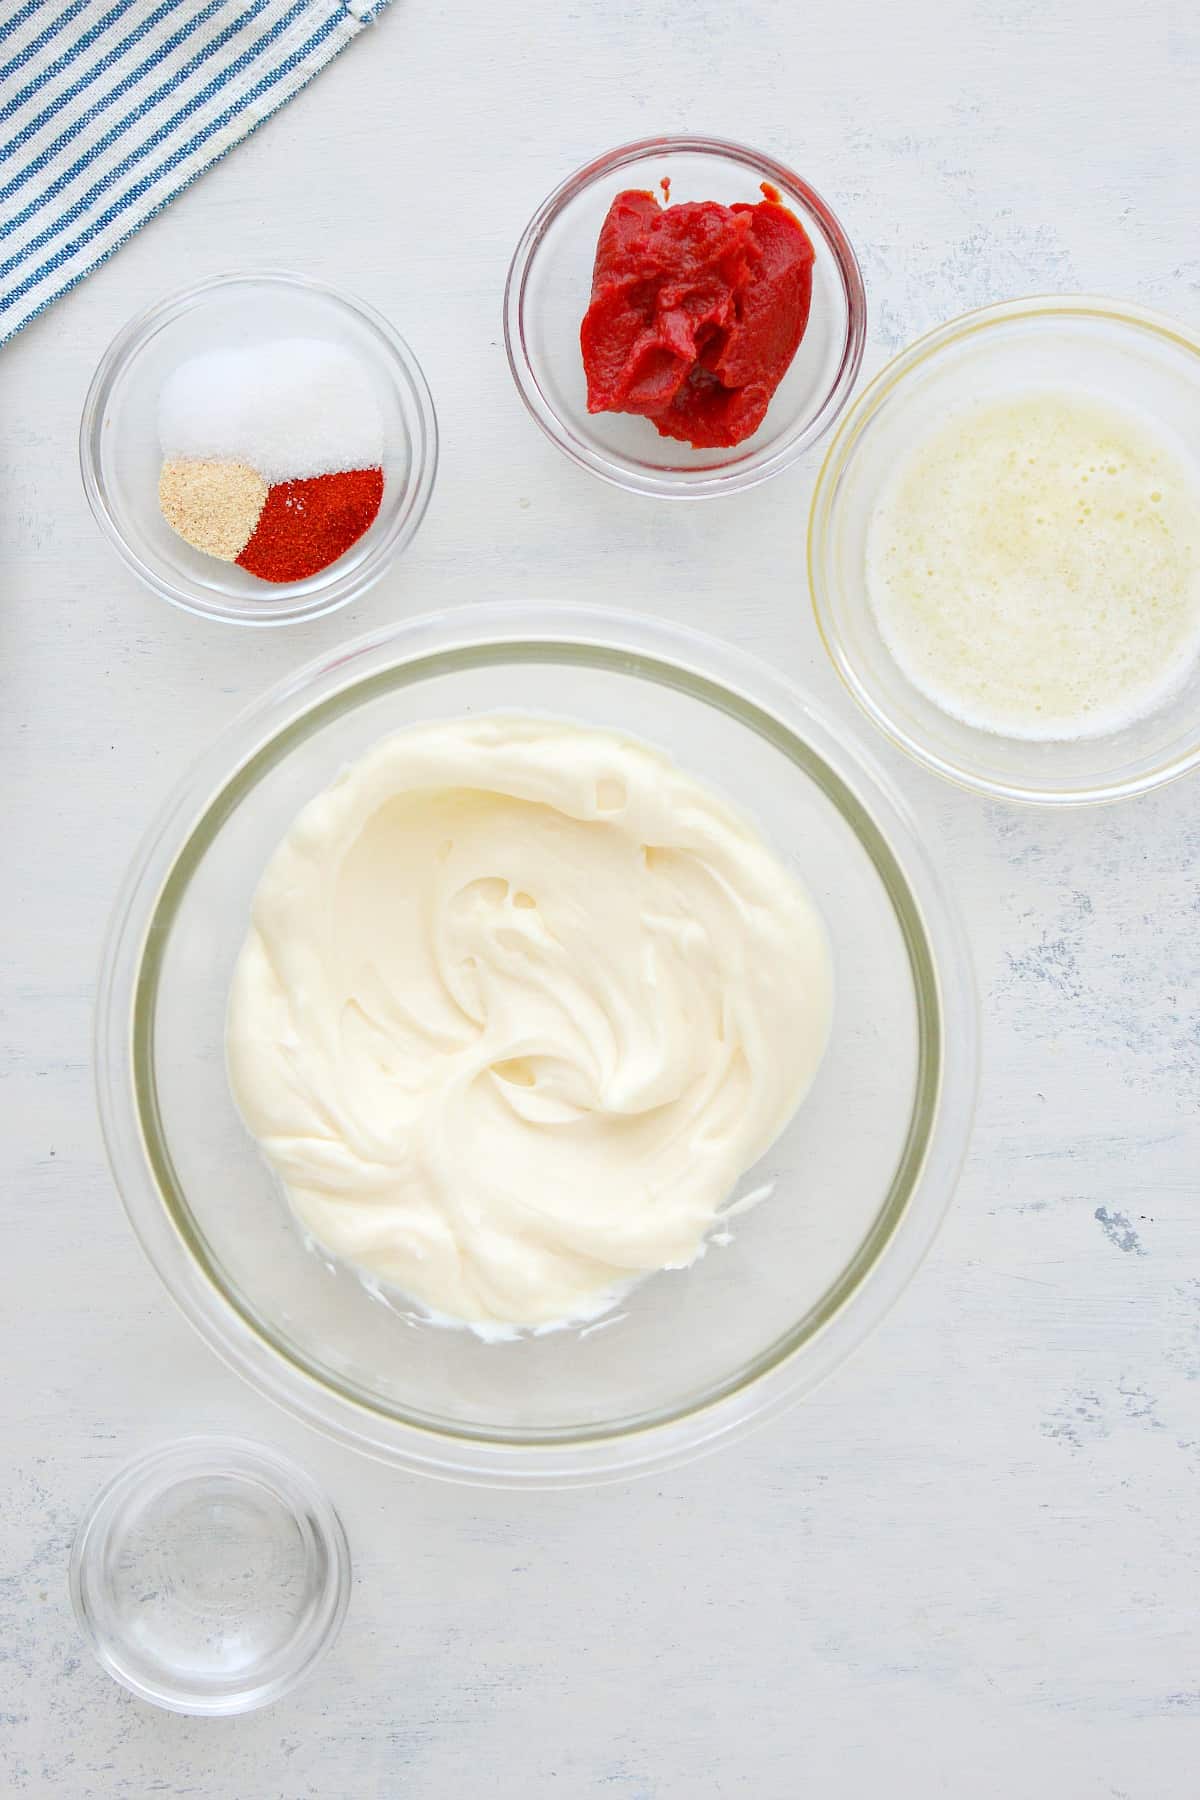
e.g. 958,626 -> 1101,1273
226,717 -> 833,1330
866,390 -> 1200,739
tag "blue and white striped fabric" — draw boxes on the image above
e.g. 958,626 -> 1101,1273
0,0 -> 390,347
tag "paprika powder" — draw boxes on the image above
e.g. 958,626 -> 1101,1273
236,469 -> 384,583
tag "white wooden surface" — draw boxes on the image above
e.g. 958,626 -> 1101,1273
3,2 -> 1198,1793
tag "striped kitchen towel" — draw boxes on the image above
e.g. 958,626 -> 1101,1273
0,0 -> 391,348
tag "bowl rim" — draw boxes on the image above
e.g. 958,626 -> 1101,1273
503,134 -> 867,498
808,292 -> 1200,805
78,269 -> 439,628
95,604 -> 978,1487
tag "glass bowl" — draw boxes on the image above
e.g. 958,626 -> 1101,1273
809,295 -> 1200,804
96,606 -> 977,1487
80,272 -> 438,626
504,136 -> 865,497
69,1437 -> 351,1715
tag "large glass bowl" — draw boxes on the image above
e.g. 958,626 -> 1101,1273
96,607 -> 977,1486
809,296 -> 1200,803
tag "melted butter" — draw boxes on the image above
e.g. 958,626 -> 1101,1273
866,391 -> 1200,739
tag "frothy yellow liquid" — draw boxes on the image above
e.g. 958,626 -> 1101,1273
866,392 -> 1200,739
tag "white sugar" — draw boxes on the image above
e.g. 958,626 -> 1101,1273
158,337 -> 383,483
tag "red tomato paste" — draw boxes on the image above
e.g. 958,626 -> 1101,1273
580,186 -> 815,449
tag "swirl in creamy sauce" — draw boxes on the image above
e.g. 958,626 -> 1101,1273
226,717 -> 833,1329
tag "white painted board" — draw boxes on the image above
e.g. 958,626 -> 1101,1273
2,0 -> 1198,1793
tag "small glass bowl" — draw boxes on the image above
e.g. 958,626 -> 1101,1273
69,1438 -> 351,1714
809,295 -> 1200,804
80,272 -> 438,626
504,136 -> 865,498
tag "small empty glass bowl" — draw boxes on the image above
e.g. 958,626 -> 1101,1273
504,136 -> 865,497
80,272 -> 438,626
69,1438 -> 351,1714
809,296 -> 1200,804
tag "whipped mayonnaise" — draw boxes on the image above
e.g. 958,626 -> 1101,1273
227,717 -> 833,1329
